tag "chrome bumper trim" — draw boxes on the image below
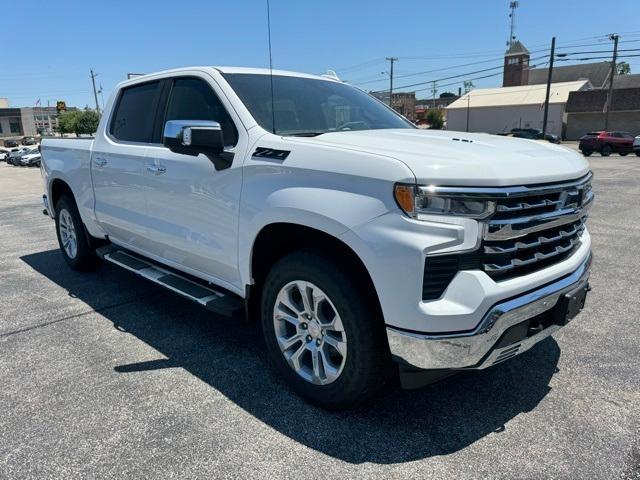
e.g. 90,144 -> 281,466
387,252 -> 592,370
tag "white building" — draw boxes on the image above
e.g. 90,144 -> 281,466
445,80 -> 590,137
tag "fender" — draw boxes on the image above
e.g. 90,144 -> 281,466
41,141 -> 107,239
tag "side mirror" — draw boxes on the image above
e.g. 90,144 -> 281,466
163,120 -> 232,170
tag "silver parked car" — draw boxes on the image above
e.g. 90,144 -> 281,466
633,135 -> 640,156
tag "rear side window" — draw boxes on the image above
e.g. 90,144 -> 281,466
164,78 -> 238,147
110,81 -> 161,143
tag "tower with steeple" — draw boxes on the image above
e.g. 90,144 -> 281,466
503,41 -> 530,87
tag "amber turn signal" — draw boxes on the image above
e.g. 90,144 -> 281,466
394,184 -> 415,215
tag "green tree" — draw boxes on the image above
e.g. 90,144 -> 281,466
56,109 -> 100,136
75,110 -> 100,135
426,109 -> 444,129
616,61 -> 631,75
57,110 -> 80,135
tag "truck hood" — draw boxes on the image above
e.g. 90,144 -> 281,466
301,129 -> 589,186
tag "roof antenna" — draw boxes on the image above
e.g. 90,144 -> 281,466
266,0 -> 276,134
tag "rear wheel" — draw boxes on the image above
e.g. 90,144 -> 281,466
260,250 -> 390,409
55,195 -> 99,271
601,144 -> 612,156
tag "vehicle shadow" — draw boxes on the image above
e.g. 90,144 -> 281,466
21,249 -> 561,464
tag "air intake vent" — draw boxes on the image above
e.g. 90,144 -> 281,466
422,257 -> 457,300
422,253 -> 482,300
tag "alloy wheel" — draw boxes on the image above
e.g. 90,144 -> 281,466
58,209 -> 78,259
272,281 -> 347,385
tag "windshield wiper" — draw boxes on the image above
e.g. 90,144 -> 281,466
285,132 -> 326,137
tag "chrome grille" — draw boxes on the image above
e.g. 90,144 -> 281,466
481,173 -> 593,279
421,173 -> 593,298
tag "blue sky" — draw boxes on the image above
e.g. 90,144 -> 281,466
4,0 -> 639,108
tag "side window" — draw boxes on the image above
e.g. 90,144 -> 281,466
165,77 -> 239,147
110,81 -> 161,143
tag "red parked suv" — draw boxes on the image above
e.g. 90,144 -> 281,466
579,131 -> 634,156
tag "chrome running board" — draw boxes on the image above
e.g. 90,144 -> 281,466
98,247 -> 243,317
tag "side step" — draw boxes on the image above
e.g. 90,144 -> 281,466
98,248 -> 243,317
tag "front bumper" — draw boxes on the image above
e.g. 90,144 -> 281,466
387,252 -> 591,370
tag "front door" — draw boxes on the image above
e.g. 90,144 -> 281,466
92,80 -> 164,251
143,75 -> 246,291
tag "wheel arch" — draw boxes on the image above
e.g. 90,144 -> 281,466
246,222 -> 384,326
50,177 -> 74,217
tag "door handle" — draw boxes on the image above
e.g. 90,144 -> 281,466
145,164 -> 167,175
93,156 -> 107,167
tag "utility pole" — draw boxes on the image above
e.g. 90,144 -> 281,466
386,57 -> 398,108
465,94 -> 470,132
542,36 -> 556,139
90,69 -> 100,116
604,33 -> 619,130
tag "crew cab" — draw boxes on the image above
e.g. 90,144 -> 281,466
579,131 -> 634,156
40,67 -> 593,408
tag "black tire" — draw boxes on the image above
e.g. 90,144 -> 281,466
581,149 -> 592,157
260,250 -> 391,409
54,195 -> 99,271
601,144 -> 612,156
620,152 -> 628,156
635,151 -> 640,157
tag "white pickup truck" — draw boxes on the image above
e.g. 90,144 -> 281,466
40,67 -> 593,409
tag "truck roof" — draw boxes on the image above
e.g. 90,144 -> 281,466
117,66 -> 338,90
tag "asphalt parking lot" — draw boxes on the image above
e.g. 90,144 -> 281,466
1,149 -> 639,479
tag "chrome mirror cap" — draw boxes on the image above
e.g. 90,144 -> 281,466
163,120 -> 221,146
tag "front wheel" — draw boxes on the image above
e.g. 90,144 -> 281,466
581,149 -> 592,157
55,195 -> 98,271
260,250 -> 390,409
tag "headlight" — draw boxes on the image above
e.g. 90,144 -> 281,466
394,184 -> 495,219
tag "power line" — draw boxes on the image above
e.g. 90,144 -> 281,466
333,58 -> 385,73
352,41 -> 621,90
556,48 -> 640,56
355,55 -> 511,86
343,32 -> 640,89
372,54 -> 550,92
555,53 -> 640,62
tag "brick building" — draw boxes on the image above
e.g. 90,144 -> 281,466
565,75 -> 640,139
370,91 -> 416,121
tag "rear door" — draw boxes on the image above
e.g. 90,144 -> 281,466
143,74 -> 247,289
92,80 -> 163,251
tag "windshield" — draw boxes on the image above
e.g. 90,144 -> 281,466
223,73 -> 414,136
